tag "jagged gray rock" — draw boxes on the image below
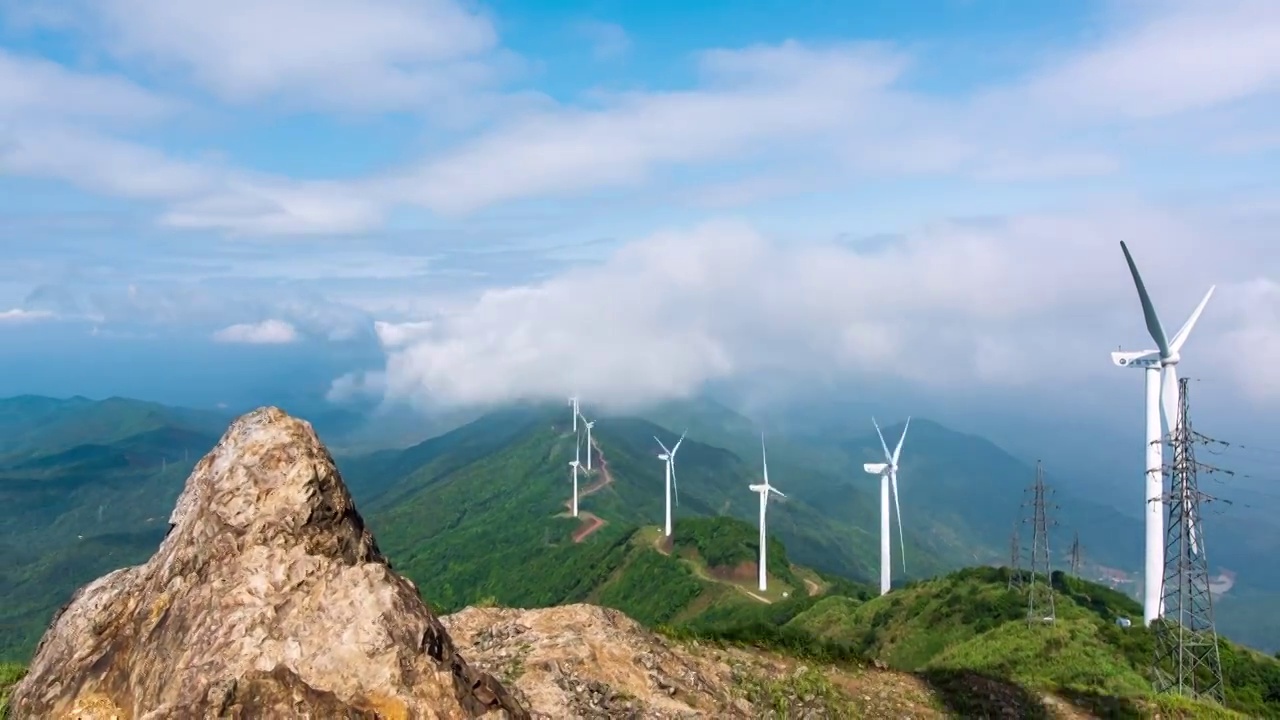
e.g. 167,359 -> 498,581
8,406 -> 529,720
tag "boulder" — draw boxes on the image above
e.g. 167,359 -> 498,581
8,407 -> 528,720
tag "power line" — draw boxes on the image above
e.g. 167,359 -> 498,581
1152,378 -> 1224,705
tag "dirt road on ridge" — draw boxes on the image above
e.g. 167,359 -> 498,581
566,435 -> 615,543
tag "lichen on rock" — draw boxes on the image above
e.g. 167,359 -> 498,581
8,406 -> 528,720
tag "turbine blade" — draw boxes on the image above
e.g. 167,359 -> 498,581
671,461 -> 680,506
769,487 -> 786,499
671,429 -> 687,456
654,436 -> 671,455
575,429 -> 582,464
891,469 -> 906,573
1161,365 -> 1181,436
1169,285 -> 1215,354
761,432 -> 770,486
892,416 -> 911,465
1119,241 -> 1171,357
872,417 -> 892,461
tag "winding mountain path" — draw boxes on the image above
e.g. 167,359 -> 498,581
566,435 -> 615,543
651,529 -> 774,605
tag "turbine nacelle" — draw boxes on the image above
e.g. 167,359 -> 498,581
657,453 -> 670,461
1111,350 -> 1162,369
863,462 -> 889,475
569,460 -> 579,468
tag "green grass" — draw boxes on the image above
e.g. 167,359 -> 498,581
731,663 -> 853,717
774,567 -> 1280,718
0,662 -> 25,719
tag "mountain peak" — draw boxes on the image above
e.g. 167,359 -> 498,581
166,406 -> 380,566
9,406 -> 529,719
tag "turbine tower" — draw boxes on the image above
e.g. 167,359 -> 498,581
583,419 -> 595,471
1112,241 -> 1214,627
655,430 -> 687,537
568,395 -> 579,432
749,434 -> 786,592
569,430 -> 581,517
862,417 -> 910,596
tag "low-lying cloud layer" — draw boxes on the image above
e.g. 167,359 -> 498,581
212,319 -> 298,344
335,204 -> 1280,412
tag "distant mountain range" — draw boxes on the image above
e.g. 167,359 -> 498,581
1,393 -> 1278,664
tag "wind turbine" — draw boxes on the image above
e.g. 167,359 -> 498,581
749,433 -> 786,592
568,395 -> 579,432
1112,240 -> 1214,627
583,418 -> 595,471
655,430 -> 687,537
569,430 -> 581,517
862,417 -> 909,596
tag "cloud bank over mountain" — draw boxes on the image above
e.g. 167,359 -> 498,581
0,0 -> 1277,428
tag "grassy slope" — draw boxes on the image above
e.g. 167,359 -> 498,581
353,408 -> 920,612
781,567 -> 1280,718
0,662 -> 24,718
356,407 -> 845,620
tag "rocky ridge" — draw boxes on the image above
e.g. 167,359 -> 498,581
441,604 -> 955,719
8,407 -> 527,719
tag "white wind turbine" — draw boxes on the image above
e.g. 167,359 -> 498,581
1112,240 -> 1214,627
582,417 -> 595,471
862,417 -> 909,597
655,430 -> 687,537
569,429 -> 581,517
749,433 -> 786,592
568,395 -> 580,432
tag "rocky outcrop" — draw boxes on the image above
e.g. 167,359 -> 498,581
443,605 -> 736,718
8,407 -> 528,720
442,604 -> 876,719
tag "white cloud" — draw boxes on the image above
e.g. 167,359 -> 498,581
159,178 -> 385,235
346,206 -> 1280,411
212,318 -> 299,344
0,308 -> 55,323
0,49 -> 177,124
0,124 -> 381,235
4,0 -> 1280,234
390,0 -> 1280,216
1022,0 -> 1280,120
574,20 -> 631,60
326,369 -> 387,403
41,0 -> 504,112
398,42 -> 911,214
374,320 -> 435,349
10,279 -> 378,342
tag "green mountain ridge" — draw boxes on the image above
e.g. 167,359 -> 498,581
775,567 -> 1280,717
643,397 -> 1280,654
2,396 -> 1280,718
2,394 -> 1278,664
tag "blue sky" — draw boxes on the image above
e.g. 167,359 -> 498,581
1,0 -> 1279,452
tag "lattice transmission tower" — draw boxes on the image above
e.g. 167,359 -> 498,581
1024,461 -> 1057,624
1152,378 -> 1224,704
1008,522 -> 1023,590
